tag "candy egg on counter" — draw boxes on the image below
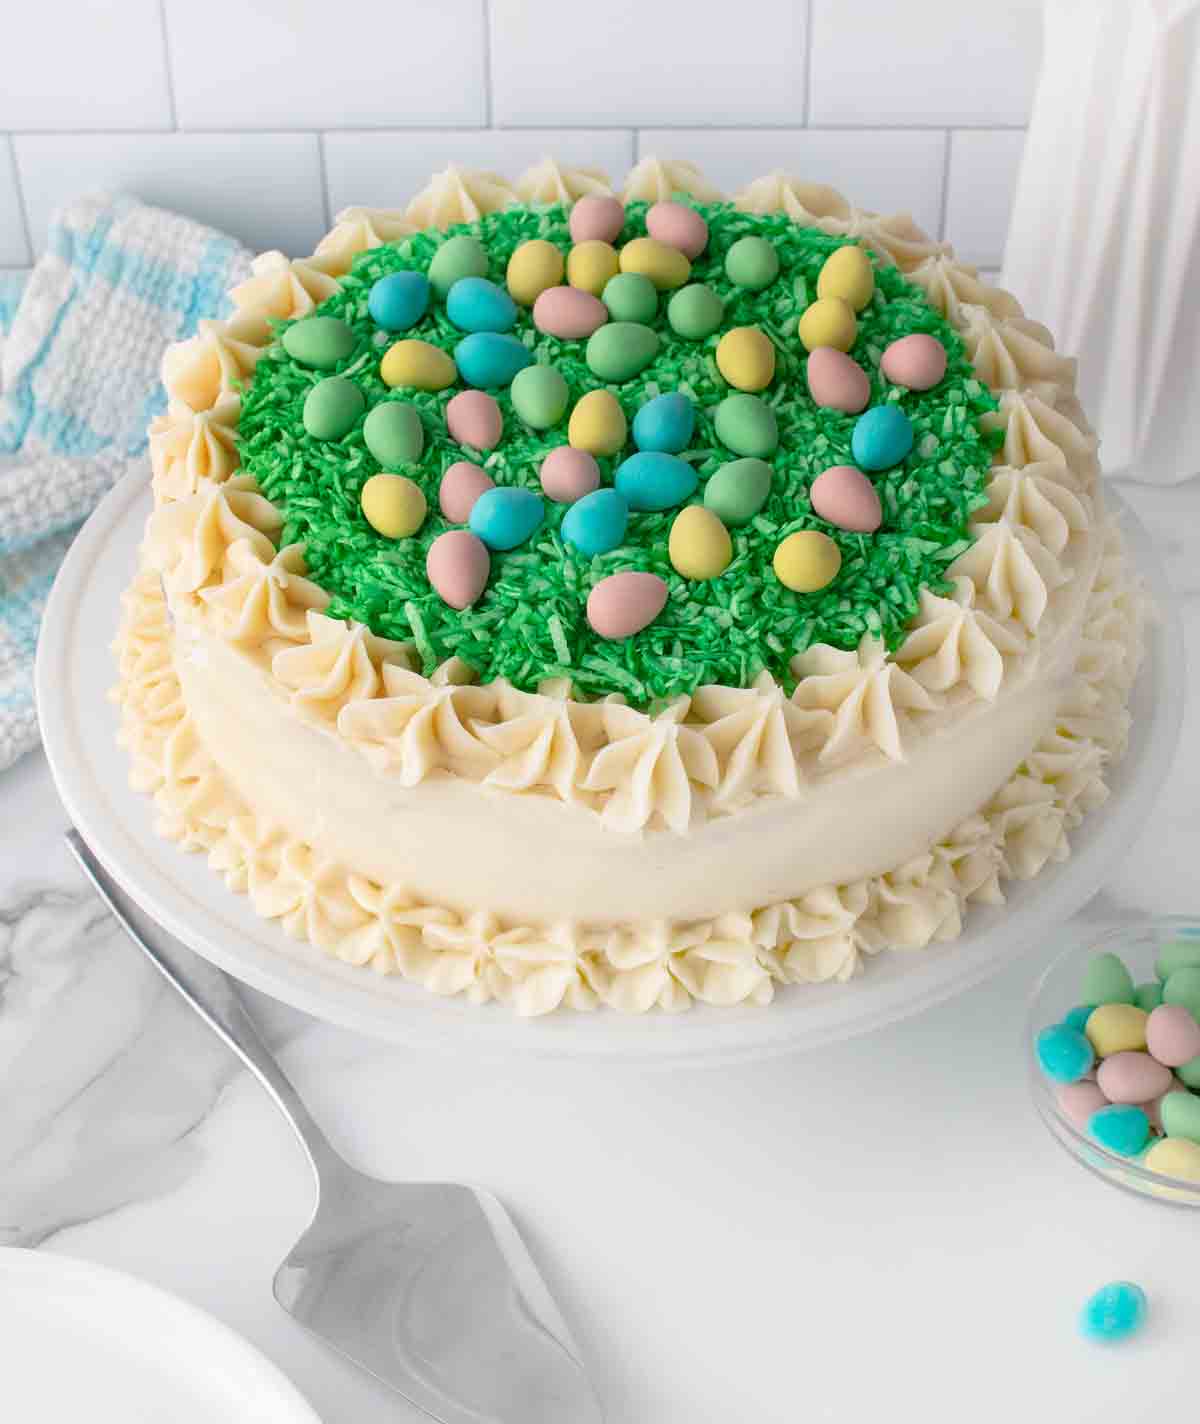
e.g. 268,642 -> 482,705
816,245 -> 875,312
302,376 -> 365,440
1083,951 -> 1137,1005
1159,1090 -> 1200,1144
428,234 -> 489,298
506,239 -> 565,306
367,271 -> 430,332
586,571 -> 669,639
632,392 -> 695,454
618,237 -> 690,292
282,315 -> 356,370
881,333 -> 948,391
1036,1024 -> 1095,1083
1079,1283 -> 1148,1343
533,286 -> 609,340
446,276 -> 518,334
713,393 -> 778,458
567,240 -> 620,297
667,283 -> 725,341
646,201 -> 709,259
715,326 -> 775,393
704,457 -> 772,526
806,347 -> 871,414
439,461 -> 495,522
724,235 -> 779,290
427,529 -> 490,609
568,194 -> 625,245
1146,1003 -> 1200,1067
1095,1051 -> 1174,1105
614,451 -> 699,512
380,339 -> 457,392
360,472 -> 427,538
669,505 -> 732,581
1143,1137 -> 1200,1183
468,485 -> 545,551
810,465 -> 882,534
602,272 -> 658,325
363,400 -> 424,467
1085,1003 -> 1148,1057
773,530 -> 841,593
445,389 -> 502,450
454,332 -> 533,389
561,487 -> 629,556
568,389 -> 627,455
1088,1103 -> 1150,1158
851,405 -> 914,472
798,297 -> 857,354
586,322 -> 661,383
511,364 -> 570,429
1055,1079 -> 1109,1130
541,446 -> 601,504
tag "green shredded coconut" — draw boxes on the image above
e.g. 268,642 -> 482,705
237,200 -> 999,706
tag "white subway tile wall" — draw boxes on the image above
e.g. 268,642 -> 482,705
0,0 -> 1041,271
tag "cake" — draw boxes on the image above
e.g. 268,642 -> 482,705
113,157 -> 1144,1016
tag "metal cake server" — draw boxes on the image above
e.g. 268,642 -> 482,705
66,829 -> 602,1424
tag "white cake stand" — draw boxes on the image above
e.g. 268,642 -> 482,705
36,472 -> 1184,1065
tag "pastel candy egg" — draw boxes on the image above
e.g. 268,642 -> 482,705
468,486 -> 544,551
381,339 -> 456,392
619,237 -> 690,292
816,245 -> 875,312
601,272 -> 658,325
533,286 -> 609,340
704,458 -> 772,526
1135,981 -> 1165,1013
1035,1023 -> 1095,1083
881,333 -> 948,391
1155,939 -> 1200,981
363,401 -> 424,466
1056,1079 -> 1109,1130
1083,951 -> 1137,1006
810,465 -> 882,534
851,405 -> 914,472
282,315 -> 356,370
1143,1137 -> 1200,1183
615,451 -> 699,512
798,297 -> 857,354
669,505 -> 732,581
568,194 -> 625,245
1146,1003 -> 1200,1067
714,393 -> 778,458
438,461 -> 494,522
586,322 -> 660,383
1063,1004 -> 1096,1034
806,347 -> 871,414
541,447 -> 601,504
587,571 -> 668,640
506,239 -> 565,306
445,389 -> 502,450
455,332 -> 533,389
1085,1003 -> 1148,1057
773,530 -> 842,593
428,234 -> 489,298
360,472 -> 426,538
1080,1282 -> 1148,1342
446,276 -> 517,334
303,376 -> 364,440
716,327 -> 776,393
646,201 -> 709,259
724,235 -> 779,291
426,529 -> 490,609
1096,1051 -> 1173,1105
667,283 -> 725,341
1088,1103 -> 1150,1157
1178,1055 -> 1200,1089
567,240 -> 620,297
510,365 -> 570,429
1160,1090 -> 1200,1144
367,271 -> 430,332
568,389 -> 627,456
1163,966 -> 1200,1020
633,392 -> 695,454
561,488 -> 629,556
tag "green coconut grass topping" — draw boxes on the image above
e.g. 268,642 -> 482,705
237,201 -> 1000,705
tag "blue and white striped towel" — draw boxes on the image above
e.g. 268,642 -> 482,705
0,193 -> 251,771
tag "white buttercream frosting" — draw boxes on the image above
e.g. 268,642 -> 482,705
515,158 -> 615,205
789,637 -> 936,764
312,207 -> 412,277
895,577 -> 1026,700
622,157 -> 724,203
405,165 -> 519,229
230,250 -> 341,322
149,394 -> 241,503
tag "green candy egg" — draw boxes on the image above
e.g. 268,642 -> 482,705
1133,981 -> 1164,1012
1160,1090 -> 1200,1145
585,322 -> 660,383
714,393 -> 778,458
1177,1055 -> 1200,1090
724,235 -> 779,291
282,315 -> 356,370
667,283 -> 725,340
602,272 -> 658,324
1156,939 -> 1200,982
704,457 -> 772,525
303,376 -> 365,441
429,234 -> 489,298
1163,967 -> 1200,1020
510,364 -> 570,430
363,401 -> 424,466
1083,951 -> 1136,1007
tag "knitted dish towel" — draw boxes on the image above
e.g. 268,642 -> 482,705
0,193 -> 251,772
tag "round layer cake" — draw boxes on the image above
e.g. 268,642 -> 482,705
115,157 -> 1143,1015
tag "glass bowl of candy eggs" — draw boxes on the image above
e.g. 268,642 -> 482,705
1028,918 -> 1200,1206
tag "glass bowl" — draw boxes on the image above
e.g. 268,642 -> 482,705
1027,917 -> 1200,1207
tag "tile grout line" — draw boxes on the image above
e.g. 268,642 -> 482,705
7,133 -> 36,262
156,0 -> 179,129
315,133 -> 333,232
480,0 -> 494,128
0,122 -> 1032,139
802,0 -> 815,126
936,128 -> 954,242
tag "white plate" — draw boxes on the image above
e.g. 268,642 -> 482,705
36,473 -> 1184,1064
0,1248 -> 319,1423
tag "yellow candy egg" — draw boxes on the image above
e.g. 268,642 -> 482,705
669,505 -> 732,581
1085,1003 -> 1148,1057
567,240 -> 621,297
568,389 -> 627,456
360,472 -> 427,538
506,239 -> 565,306
380,339 -> 457,391
619,237 -> 691,292
816,245 -> 875,311
797,298 -> 858,354
773,530 -> 842,592
1144,1137 -> 1200,1185
715,326 -> 776,393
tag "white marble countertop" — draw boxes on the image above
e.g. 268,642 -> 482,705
2,475 -> 1197,1423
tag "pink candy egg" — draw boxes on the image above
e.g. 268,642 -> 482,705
540,446 -> 600,504
438,460 -> 494,522
446,390 -> 502,450
1056,1078 -> 1108,1130
805,347 -> 870,414
1146,1003 -> 1200,1067
587,571 -> 668,639
426,529 -> 490,610
646,200 -> 709,259
810,464 -> 882,533
880,333 -> 947,391
1096,1050 -> 1174,1105
569,195 -> 625,245
533,286 -> 609,340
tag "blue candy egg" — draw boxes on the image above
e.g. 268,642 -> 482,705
851,404 -> 914,472
468,486 -> 544,551
1088,1103 -> 1150,1158
368,271 -> 430,332
632,392 -> 696,454
455,332 -> 533,389
1062,1004 -> 1095,1034
1080,1282 -> 1148,1343
1035,1024 -> 1094,1083
561,488 -> 630,557
614,451 -> 699,512
446,276 -> 518,335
